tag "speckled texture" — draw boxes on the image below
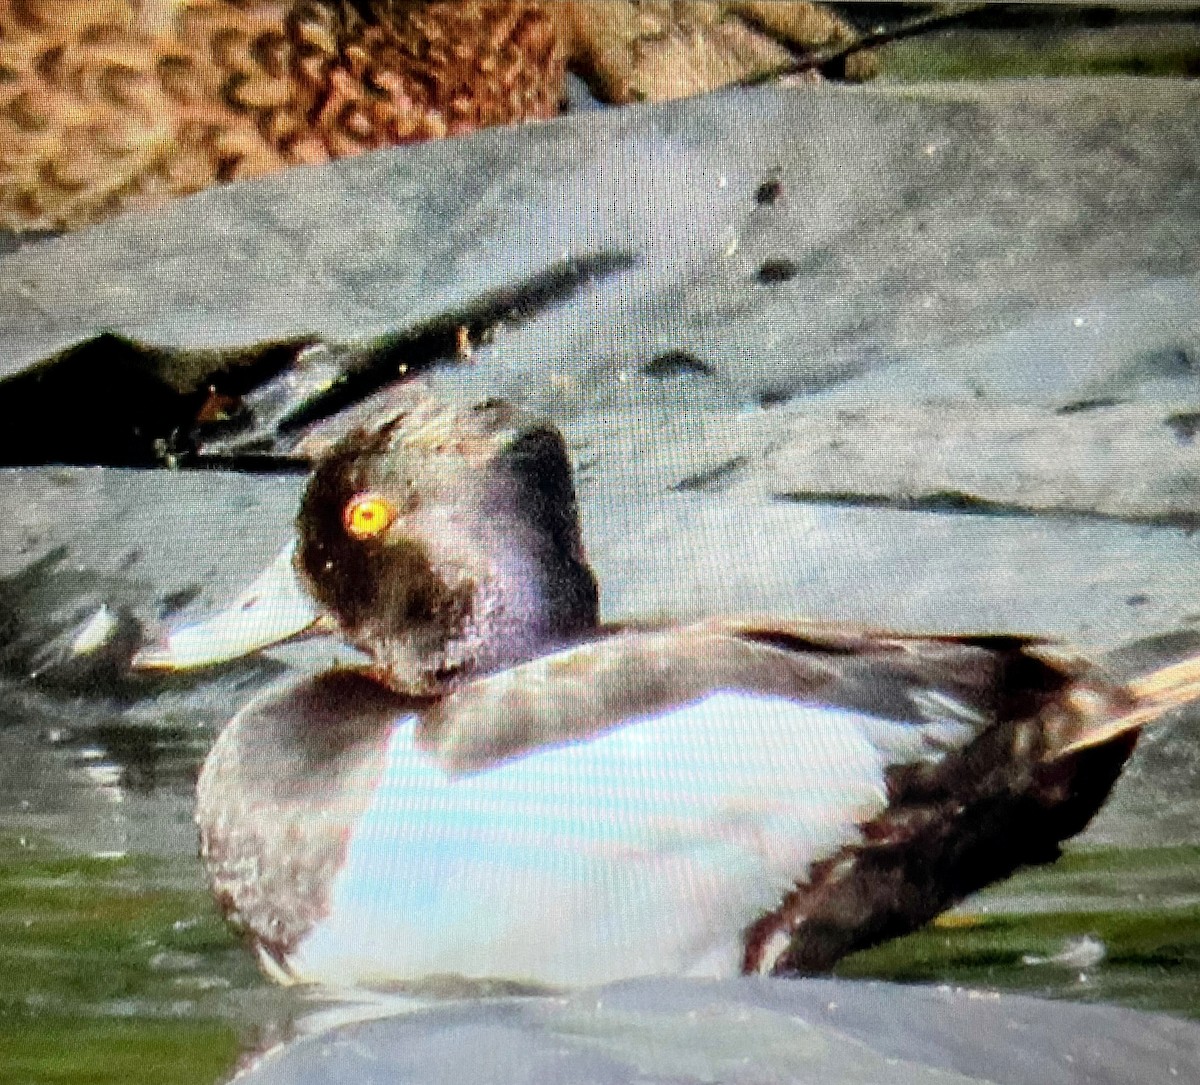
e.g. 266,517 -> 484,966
0,1 -> 868,230
0,0 -> 563,229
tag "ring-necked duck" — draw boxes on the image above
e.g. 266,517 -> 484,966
138,395 -> 1200,987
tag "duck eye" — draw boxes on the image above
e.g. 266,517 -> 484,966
342,493 -> 397,540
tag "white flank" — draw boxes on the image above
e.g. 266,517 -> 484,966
290,692 -> 949,988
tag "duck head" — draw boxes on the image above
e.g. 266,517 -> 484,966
291,397 -> 599,695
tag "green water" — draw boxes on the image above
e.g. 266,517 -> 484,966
0,840 -> 257,1085
842,846 -> 1200,1014
1,836 -> 1197,1085
878,14 -> 1200,82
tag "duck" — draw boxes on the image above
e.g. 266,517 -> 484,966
134,393 -> 1200,989
0,1 -> 871,231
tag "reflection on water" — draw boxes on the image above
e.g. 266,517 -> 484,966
0,541 -> 286,860
0,674 -> 241,861
842,846 -> 1200,1015
0,835 -> 264,1085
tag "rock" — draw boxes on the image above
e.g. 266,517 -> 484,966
0,79 -> 1196,397
612,400 -> 1200,526
233,977 -> 1200,1085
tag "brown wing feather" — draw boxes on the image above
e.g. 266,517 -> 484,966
415,617 -> 1157,975
417,621 -> 1076,775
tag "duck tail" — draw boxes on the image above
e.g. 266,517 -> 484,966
1125,650 -> 1200,721
1060,648 -> 1200,756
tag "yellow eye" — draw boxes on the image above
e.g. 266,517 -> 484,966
342,493 -> 397,540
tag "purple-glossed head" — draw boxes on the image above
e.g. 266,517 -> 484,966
294,396 -> 600,695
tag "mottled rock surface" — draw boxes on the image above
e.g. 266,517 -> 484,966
235,977 -> 1200,1085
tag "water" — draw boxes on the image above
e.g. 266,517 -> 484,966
1,465 -> 1197,1081
3,835 -> 1199,1085
0,837 -> 259,1085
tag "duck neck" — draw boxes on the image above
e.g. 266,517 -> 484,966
474,420 -> 600,669
473,503 -> 599,672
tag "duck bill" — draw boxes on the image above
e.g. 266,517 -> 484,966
133,541 -> 323,671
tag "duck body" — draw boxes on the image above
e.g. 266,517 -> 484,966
152,395 -> 1199,988
203,670 -> 918,986
0,1 -> 870,230
0,0 -> 563,229
198,626 -> 1140,988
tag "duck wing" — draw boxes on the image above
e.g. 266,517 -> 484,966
418,621 -> 1081,774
